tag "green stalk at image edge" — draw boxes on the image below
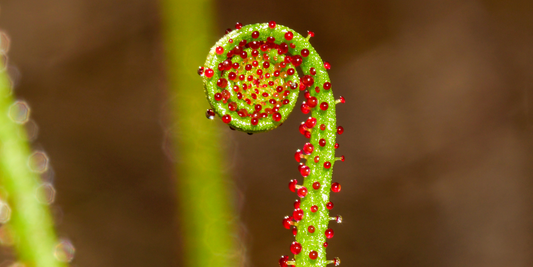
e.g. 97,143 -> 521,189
159,1 -> 239,267
0,72 -> 66,266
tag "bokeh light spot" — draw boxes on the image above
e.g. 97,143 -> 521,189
0,225 -> 14,246
8,101 -> 30,124
0,32 -> 11,53
0,201 -> 11,223
54,239 -> 75,262
35,183 -> 56,205
0,52 -> 7,72
23,120 -> 39,141
27,151 -> 49,173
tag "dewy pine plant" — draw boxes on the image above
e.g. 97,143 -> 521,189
199,22 -> 345,267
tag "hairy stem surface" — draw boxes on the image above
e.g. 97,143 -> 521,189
0,71 -> 66,266
201,22 -> 342,267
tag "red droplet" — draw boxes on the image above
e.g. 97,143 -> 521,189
340,155 -> 345,162
214,93 -> 222,101
320,102 -> 329,111
205,68 -> 214,78
285,31 -> 294,41
217,78 -> 228,88
308,96 -> 317,108
320,124 -> 326,131
222,90 -> 230,101
251,118 -> 259,125
250,41 -> 260,49
323,242 -> 328,248
334,143 -> 339,149
290,43 -> 296,48
310,68 -> 316,75
326,202 -> 334,210
337,126 -> 344,135
293,209 -> 303,221
339,96 -> 345,103
331,182 -> 341,192
324,161 -> 331,169
319,139 -> 326,147
309,251 -> 318,260
301,102 -> 311,114
292,55 -> 303,67
305,117 -> 317,128
294,150 -> 302,162
324,61 -> 331,69
292,226 -> 298,236
308,225 -> 315,233
252,31 -> 260,38
269,21 -> 276,28
297,187 -> 308,198
307,30 -> 315,37
205,109 -> 215,119
279,255 -> 289,267
288,179 -> 297,192
323,82 -> 332,90
282,216 -> 292,229
325,228 -> 334,239
287,68 -> 295,75
303,143 -> 314,154
222,114 -> 231,123
216,46 -> 224,55
240,51 -> 248,59
228,102 -> 237,111
310,205 -> 318,212
235,22 -> 243,29
314,156 -> 320,163
305,131 -> 311,138
299,123 -> 309,135
290,241 -> 302,255
301,75 -> 314,87
255,104 -> 262,112
299,164 -> 310,177
273,112 -> 282,122
228,72 -> 236,80
299,82 -> 306,91
294,199 -> 300,209
197,66 -> 204,76
301,49 -> 310,57
290,82 -> 298,90
313,182 -> 321,190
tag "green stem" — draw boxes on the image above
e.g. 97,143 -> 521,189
201,23 -> 342,267
0,72 -> 66,266
159,1 -> 240,267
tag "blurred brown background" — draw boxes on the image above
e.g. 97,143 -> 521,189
1,0 -> 532,266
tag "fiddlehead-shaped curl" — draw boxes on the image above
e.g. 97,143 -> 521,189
199,22 -> 344,267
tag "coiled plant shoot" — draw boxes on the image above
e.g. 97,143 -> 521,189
200,22 -> 345,267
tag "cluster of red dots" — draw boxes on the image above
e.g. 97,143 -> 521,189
201,21 -> 333,128
202,22 -> 345,266
282,103 -> 345,265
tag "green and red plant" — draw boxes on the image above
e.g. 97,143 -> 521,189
200,22 -> 344,267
